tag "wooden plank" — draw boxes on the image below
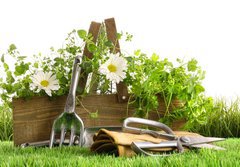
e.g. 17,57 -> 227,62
104,18 -> 129,103
104,18 -> 121,53
78,21 -> 101,94
82,21 -> 101,59
12,96 -> 66,145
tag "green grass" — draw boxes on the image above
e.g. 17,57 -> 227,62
0,104 -> 12,141
190,98 -> 240,137
0,139 -> 239,167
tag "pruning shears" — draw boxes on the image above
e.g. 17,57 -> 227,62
123,117 -> 225,156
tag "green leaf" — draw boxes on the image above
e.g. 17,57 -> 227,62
57,48 -> 64,54
54,57 -> 64,66
66,46 -> 80,55
104,41 -> 113,47
89,111 -> 98,118
188,59 -> 198,72
117,33 -> 122,40
3,63 -> 9,71
34,62 -> 39,68
134,50 -> 141,56
14,62 -> 29,76
13,83 -> 21,91
1,93 -> 10,101
81,61 -> 92,73
176,58 -> 183,63
125,56 -> 133,62
87,43 -> 97,53
56,72 -> 64,78
17,56 -> 27,61
59,76 -> 68,85
6,71 -> 15,83
9,44 -> 17,52
77,29 -> 87,39
4,84 -> 13,93
1,55 -> 4,63
151,53 -> 159,62
195,84 -> 205,94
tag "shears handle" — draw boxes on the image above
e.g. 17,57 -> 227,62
131,140 -> 184,156
122,117 -> 176,140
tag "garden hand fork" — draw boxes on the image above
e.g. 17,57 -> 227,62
49,55 -> 84,148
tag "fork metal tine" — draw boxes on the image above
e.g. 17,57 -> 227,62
69,128 -> 75,146
79,126 -> 84,146
49,129 -> 55,148
59,127 -> 66,147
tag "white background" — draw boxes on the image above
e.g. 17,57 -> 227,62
1,0 -> 240,100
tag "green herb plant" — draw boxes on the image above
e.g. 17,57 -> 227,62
0,23 -> 210,130
125,50 -> 209,127
0,43 -> 76,104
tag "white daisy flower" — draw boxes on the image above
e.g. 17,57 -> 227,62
30,71 -> 60,96
99,53 -> 128,84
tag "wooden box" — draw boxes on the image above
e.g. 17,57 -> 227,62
12,94 -> 184,145
12,94 -> 134,145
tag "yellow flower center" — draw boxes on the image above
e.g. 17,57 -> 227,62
40,80 -> 49,87
107,64 -> 117,72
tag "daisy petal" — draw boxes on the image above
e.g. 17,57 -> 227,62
30,71 -> 60,96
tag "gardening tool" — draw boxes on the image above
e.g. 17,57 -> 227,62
91,117 -> 225,157
21,126 -> 122,148
124,117 -> 226,156
49,55 -> 85,148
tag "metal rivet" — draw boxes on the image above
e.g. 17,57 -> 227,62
180,136 -> 190,143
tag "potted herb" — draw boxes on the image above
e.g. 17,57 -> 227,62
121,50 -> 207,128
0,22 -> 210,145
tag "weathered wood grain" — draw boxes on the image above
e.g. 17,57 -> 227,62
104,18 -> 121,54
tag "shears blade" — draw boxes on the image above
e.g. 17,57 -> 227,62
190,143 -> 226,150
187,136 -> 225,145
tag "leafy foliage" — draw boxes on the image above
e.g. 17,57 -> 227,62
0,23 -> 215,131
124,50 -> 208,127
